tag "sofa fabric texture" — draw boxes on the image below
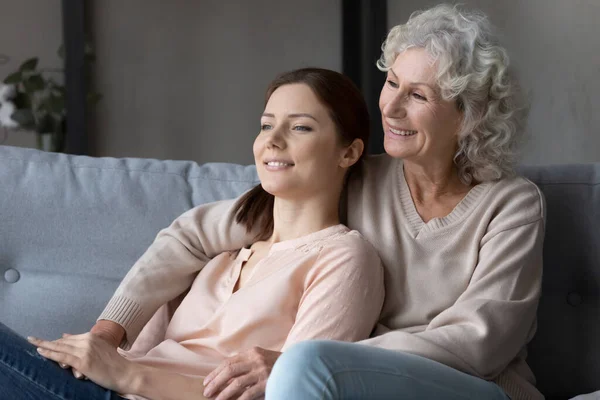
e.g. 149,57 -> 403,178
0,145 -> 597,399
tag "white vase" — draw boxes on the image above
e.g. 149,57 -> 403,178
39,133 -> 53,152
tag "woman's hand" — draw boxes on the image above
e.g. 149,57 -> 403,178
28,333 -> 139,394
203,347 -> 281,400
56,321 -> 125,379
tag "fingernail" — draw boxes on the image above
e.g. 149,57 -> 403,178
36,347 -> 45,353
27,336 -> 37,342
203,387 -> 212,397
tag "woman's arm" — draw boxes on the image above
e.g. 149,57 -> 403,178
95,198 -> 255,349
131,366 -> 210,400
30,333 -> 210,400
361,216 -> 545,380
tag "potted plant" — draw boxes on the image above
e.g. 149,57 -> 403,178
0,45 -> 100,152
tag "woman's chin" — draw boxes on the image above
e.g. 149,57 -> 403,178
260,183 -> 288,198
384,141 -> 412,159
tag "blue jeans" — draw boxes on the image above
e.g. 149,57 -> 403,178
0,322 -> 124,400
266,340 -> 510,400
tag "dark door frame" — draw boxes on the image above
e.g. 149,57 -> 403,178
342,0 -> 387,155
62,0 -> 87,155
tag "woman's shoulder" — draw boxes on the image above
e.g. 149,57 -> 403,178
483,174 -> 546,231
318,227 -> 381,261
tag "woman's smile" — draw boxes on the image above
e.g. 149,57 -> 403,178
264,159 -> 295,171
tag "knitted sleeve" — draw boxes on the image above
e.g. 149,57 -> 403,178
98,198 -> 252,348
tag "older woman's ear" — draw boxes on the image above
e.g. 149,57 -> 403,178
339,138 -> 365,169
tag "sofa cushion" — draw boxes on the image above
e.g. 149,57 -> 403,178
0,146 -> 258,341
519,164 -> 600,399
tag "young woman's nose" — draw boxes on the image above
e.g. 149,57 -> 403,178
266,128 -> 286,150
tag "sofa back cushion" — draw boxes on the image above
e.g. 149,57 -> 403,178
0,146 -> 258,341
519,164 -> 600,398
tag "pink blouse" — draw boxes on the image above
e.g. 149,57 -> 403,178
118,224 -> 384,389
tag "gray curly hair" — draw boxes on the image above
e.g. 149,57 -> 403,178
378,4 -> 527,184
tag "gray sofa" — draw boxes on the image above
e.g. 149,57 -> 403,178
0,145 -> 598,399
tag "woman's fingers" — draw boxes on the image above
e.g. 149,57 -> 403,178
28,336 -> 78,353
238,383 -> 266,400
213,373 -> 258,400
28,336 -> 85,375
35,346 -> 77,367
203,359 -> 251,398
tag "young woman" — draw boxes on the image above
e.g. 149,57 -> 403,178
0,68 -> 384,400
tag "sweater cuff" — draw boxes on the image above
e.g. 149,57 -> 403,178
98,295 -> 145,350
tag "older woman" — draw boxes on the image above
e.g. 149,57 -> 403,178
60,4 -> 542,400
264,5 -> 543,400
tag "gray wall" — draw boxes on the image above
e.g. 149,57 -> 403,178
0,0 -> 63,149
387,0 -> 600,165
90,0 -> 342,164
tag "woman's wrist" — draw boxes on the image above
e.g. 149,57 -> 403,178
90,320 -> 125,347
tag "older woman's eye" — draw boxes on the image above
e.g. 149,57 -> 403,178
293,125 -> 312,132
412,93 -> 427,101
387,80 -> 399,89
261,123 -> 272,131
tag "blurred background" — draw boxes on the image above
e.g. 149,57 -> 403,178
1,0 -> 599,165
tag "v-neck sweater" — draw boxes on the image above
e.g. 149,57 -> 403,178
101,154 -> 545,400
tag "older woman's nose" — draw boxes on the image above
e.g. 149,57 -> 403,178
382,93 -> 408,119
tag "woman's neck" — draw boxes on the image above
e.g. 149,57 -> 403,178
402,159 -> 471,204
267,192 -> 341,244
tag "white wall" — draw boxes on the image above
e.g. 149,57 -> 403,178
90,0 -> 342,164
0,0 -> 63,149
387,0 -> 600,165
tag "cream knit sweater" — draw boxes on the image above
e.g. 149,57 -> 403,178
100,154 -> 545,400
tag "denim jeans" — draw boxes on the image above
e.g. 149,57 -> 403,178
0,322 -> 124,400
266,340 -> 510,400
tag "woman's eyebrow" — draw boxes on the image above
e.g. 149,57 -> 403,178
389,69 -> 435,91
288,113 -> 318,122
262,112 -> 318,122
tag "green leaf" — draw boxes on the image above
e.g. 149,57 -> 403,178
12,91 -> 31,109
10,109 -> 36,129
47,94 -> 65,114
26,74 -> 45,91
19,57 -> 38,72
3,71 -> 22,84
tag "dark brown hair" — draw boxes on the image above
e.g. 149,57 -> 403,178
234,67 -> 370,240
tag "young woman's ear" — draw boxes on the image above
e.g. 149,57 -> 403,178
339,139 -> 364,169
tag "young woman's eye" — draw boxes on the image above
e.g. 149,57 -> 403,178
386,79 -> 399,89
261,123 -> 272,131
293,125 -> 312,132
412,92 -> 427,101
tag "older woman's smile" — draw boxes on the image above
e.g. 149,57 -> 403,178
388,127 -> 417,136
